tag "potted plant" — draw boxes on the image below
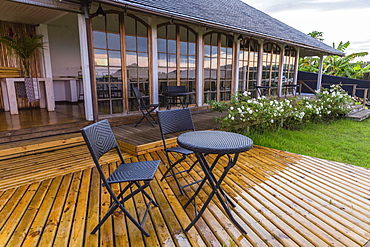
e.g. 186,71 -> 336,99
0,28 -> 44,78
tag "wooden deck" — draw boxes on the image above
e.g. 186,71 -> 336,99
0,128 -> 370,246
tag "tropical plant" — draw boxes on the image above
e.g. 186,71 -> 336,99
299,32 -> 370,79
0,28 -> 44,77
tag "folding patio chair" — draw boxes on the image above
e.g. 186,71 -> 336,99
132,87 -> 159,127
81,119 -> 160,237
157,108 -> 201,195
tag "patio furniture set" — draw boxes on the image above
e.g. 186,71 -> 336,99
81,107 -> 253,236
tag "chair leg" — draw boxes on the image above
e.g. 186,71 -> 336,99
91,181 -> 157,237
161,154 -> 202,195
135,108 -> 157,127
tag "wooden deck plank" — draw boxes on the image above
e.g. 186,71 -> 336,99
0,183 -> 41,246
21,176 -> 64,247
6,179 -> 52,247
37,174 -> 73,247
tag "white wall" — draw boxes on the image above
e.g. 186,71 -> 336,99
48,13 -> 81,101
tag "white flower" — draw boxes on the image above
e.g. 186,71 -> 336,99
270,119 -> 274,123
231,116 -> 235,121
230,106 -> 234,110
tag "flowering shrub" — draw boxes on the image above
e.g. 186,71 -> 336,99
209,84 -> 354,134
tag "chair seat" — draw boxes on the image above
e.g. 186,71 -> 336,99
107,160 -> 160,183
142,103 -> 159,109
167,146 -> 193,155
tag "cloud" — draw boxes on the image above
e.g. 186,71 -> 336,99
256,0 -> 370,13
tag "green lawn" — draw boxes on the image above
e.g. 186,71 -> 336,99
248,118 -> 370,168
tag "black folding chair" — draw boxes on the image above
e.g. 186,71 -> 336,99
157,108 -> 202,195
80,119 -> 160,237
132,87 -> 159,127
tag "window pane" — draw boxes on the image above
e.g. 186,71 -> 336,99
168,54 -> 176,67
108,50 -> 121,66
125,16 -> 136,35
94,49 -> 108,66
167,25 -> 176,39
188,31 -> 196,42
126,36 -> 136,51
204,45 -> 211,56
189,56 -> 196,68
112,99 -> 123,113
92,16 -> 105,31
179,26 -> 187,41
212,46 -> 218,56
158,38 -> 167,53
107,14 -> 119,33
138,53 -> 148,67
220,47 -> 227,58
137,37 -> 148,52
189,42 -> 196,55
126,52 -> 137,66
180,55 -> 188,67
108,33 -> 120,50
96,67 -> 109,82
180,41 -> 188,54
168,39 -> 176,54
157,26 -> 166,39
137,21 -> 147,36
93,31 -> 106,49
158,53 -> 167,67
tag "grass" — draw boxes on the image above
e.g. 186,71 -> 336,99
248,118 -> 370,168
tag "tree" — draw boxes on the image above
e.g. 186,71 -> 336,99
299,32 -> 370,79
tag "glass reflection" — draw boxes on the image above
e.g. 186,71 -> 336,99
93,31 -> 106,49
108,33 -> 120,50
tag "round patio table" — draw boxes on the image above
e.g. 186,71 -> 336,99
177,130 -> 253,233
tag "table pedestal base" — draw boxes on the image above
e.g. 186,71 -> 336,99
183,153 -> 246,234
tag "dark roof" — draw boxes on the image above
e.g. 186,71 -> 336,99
111,0 -> 343,56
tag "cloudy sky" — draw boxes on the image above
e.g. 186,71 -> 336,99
243,0 -> 370,61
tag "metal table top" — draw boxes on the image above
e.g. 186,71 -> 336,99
177,130 -> 253,154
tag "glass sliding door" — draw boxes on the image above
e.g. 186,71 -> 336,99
157,24 -> 197,106
262,43 -> 281,96
124,15 -> 150,111
238,38 -> 259,97
92,14 -> 123,115
203,32 -> 233,102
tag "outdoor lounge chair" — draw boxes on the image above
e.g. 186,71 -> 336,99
81,119 -> 160,237
132,87 -> 159,127
157,108 -> 201,195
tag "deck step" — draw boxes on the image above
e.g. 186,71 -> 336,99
346,108 -> 370,121
0,133 -> 85,160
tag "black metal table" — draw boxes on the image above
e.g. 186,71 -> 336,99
282,84 -> 300,97
177,130 -> 253,233
255,85 -> 273,97
162,91 -> 189,110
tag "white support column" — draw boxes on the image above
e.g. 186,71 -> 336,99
196,27 -> 204,106
234,39 -> 241,93
293,48 -> 300,85
36,24 -> 53,78
78,14 -> 93,121
317,54 -> 324,91
149,16 -> 159,104
277,44 -> 285,97
256,39 -> 264,98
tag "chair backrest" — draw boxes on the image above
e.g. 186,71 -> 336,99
132,87 -> 145,106
81,119 -> 123,164
167,86 -> 186,93
157,108 -> 195,136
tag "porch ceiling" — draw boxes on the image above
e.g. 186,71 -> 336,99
0,0 -> 68,25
